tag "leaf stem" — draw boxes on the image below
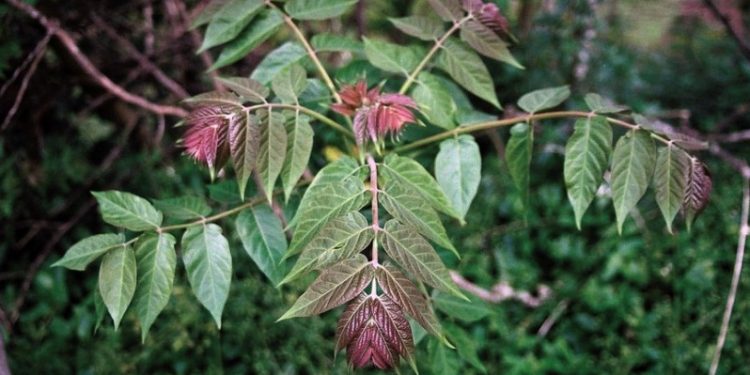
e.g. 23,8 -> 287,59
266,1 -> 342,103
367,154 -> 380,265
392,111 -> 672,153
398,15 -> 473,94
244,102 -> 353,139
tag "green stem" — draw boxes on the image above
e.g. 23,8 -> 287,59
244,102 -> 353,139
398,15 -> 473,94
391,111 -> 671,153
267,1 -> 341,103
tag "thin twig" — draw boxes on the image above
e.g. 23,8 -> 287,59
5,0 -> 187,117
174,0 -> 223,91
701,0 -> 750,63
709,178 -> 750,375
0,332 -> 9,375
91,13 -> 190,99
449,271 -> 552,307
0,30 -> 50,98
537,299 -> 570,337
1,31 -> 51,131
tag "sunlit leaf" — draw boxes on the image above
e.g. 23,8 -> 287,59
435,135 -> 481,221
611,129 -> 656,233
653,145 -> 690,233
133,233 -> 176,342
99,244 -> 136,330
92,191 -> 163,231
278,255 -> 373,320
236,204 -> 288,285
563,116 -> 613,229
52,233 -> 125,271
181,224 -> 232,328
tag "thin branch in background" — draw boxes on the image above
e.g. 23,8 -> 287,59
90,13 -> 190,99
143,0 -> 155,56
712,128 -> 750,143
5,0 -> 187,117
0,30 -> 50,98
0,332 -> 9,375
355,0 -> 366,38
1,31 -> 51,131
709,178 -> 750,375
173,0 -> 223,91
449,271 -> 552,307
537,298 -> 570,337
701,0 -> 750,63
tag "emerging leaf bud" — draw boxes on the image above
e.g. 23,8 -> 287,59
462,0 -> 510,36
182,106 -> 233,176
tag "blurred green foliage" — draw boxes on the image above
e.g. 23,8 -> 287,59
2,0 -> 750,374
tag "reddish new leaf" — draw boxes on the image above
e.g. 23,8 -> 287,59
377,262 -> 443,339
183,106 -> 231,176
683,157 -> 712,230
228,111 -> 260,200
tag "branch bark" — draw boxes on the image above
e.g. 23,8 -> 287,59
701,0 -> 750,63
5,0 -> 188,117
0,333 -> 10,375
449,271 -> 552,307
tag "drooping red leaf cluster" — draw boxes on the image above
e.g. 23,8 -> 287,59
331,81 -> 418,146
182,105 -> 233,172
683,157 -> 713,225
336,293 -> 414,370
463,0 -> 510,36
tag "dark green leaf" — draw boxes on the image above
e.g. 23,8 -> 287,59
133,233 -> 176,342
611,129 -> 656,233
284,0 -> 358,20
563,116 -> 613,229
198,0 -> 264,52
152,196 -> 211,221
181,224 -> 232,328
517,85 -> 571,113
390,16 -> 445,41
506,123 -> 533,213
437,38 -> 500,108
311,33 -> 364,54
433,291 -> 491,322
434,135 -> 481,220
444,323 -> 487,373
53,233 -> 125,271
190,0 -> 229,29
363,37 -> 422,75
99,244 -> 137,330
212,9 -> 283,70
92,191 -> 163,231
412,72 -> 457,129
250,42 -> 309,84
428,337 -> 460,375
236,204 -> 288,285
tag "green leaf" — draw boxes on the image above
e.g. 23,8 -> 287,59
307,155 -> 366,190
190,0 -> 229,29
653,145 -> 690,233
181,224 -> 232,328
212,9 -> 283,70
152,196 -> 211,221
216,77 -> 269,103
256,111 -> 288,203
250,42 -> 309,85
98,244 -> 137,330
363,37 -> 421,76
380,182 -> 458,257
460,20 -> 523,69
505,123 -> 533,213
208,180 -> 253,204
434,135 -> 481,220
517,85 -> 571,113
278,255 -> 373,320
281,113 -> 314,202
382,154 -> 462,221
390,16 -> 445,41
563,116 -> 613,229
444,324 -> 487,373
236,204 -> 288,286
53,233 -> 125,271
93,287 -> 106,334
380,220 -> 464,298
228,111 -> 260,200
437,38 -> 500,109
428,336 -> 460,375
198,0 -> 264,52
611,129 -> 657,234
272,64 -> 308,104
133,233 -> 176,342
287,177 -> 369,255
433,291 -> 491,322
311,33 -> 364,54
376,263 -> 444,339
284,0 -> 358,20
584,93 -> 628,114
92,191 -> 163,231
282,212 -> 373,285
182,91 -> 242,108
426,0 -> 463,21
412,72 -> 457,129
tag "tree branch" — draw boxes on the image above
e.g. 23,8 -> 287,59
0,333 -> 9,375
709,178 -> 750,375
5,0 -> 188,117
701,0 -> 750,63
449,271 -> 552,307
